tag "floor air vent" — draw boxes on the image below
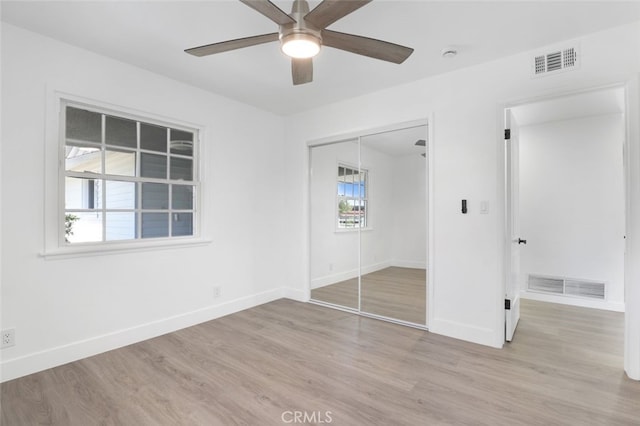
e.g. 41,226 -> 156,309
533,46 -> 578,77
528,275 -> 605,300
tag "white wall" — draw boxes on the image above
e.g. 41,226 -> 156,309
3,20 -> 640,383
282,21 -> 640,360
309,141 -> 394,288
518,114 -> 625,309
309,141 -> 360,288
1,24 -> 286,381
389,154 -> 427,269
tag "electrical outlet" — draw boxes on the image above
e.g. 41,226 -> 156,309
213,286 -> 221,299
1,329 -> 15,349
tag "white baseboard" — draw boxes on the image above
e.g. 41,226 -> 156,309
390,260 -> 427,269
282,287 -> 308,302
0,288 -> 283,383
310,261 -> 392,289
361,261 -> 392,275
521,291 -> 625,312
429,317 -> 502,348
310,268 -> 358,289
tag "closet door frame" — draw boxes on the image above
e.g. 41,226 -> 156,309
306,117 -> 434,329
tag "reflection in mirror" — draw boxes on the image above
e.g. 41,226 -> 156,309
310,140 -> 360,310
360,126 -> 428,325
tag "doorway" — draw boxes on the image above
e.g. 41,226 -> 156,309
504,86 -> 627,342
308,121 -> 430,328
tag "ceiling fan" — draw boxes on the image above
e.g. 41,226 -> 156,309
185,0 -> 414,85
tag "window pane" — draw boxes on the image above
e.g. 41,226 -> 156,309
106,180 -> 136,209
172,185 -> 194,210
141,183 -> 169,209
105,149 -> 136,176
65,144 -> 101,173
170,129 -> 193,156
140,153 -> 167,179
141,213 -> 169,238
66,107 -> 101,144
170,157 -> 193,181
65,177 -> 102,209
65,212 -> 102,243
105,116 -> 136,148
360,174 -> 367,198
140,123 -> 167,153
106,212 -> 136,241
172,213 -> 193,236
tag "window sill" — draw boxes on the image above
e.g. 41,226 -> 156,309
40,237 -> 212,260
334,227 -> 374,234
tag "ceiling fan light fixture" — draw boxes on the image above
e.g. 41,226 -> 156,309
281,33 -> 321,59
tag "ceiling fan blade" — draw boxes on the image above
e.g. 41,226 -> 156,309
292,58 -> 313,85
185,33 -> 279,57
239,0 -> 296,25
304,0 -> 371,29
322,30 -> 414,64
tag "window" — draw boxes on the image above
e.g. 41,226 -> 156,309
337,164 -> 368,229
62,103 -> 198,244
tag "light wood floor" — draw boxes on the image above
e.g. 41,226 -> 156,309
311,267 -> 427,325
2,299 -> 639,425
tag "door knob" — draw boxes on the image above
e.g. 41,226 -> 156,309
517,238 -> 527,245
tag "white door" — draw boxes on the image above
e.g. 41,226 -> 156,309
505,109 -> 522,342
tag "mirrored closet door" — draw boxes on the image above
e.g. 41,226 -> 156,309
309,124 -> 428,327
309,139 -> 360,310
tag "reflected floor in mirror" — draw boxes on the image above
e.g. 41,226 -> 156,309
311,267 -> 426,325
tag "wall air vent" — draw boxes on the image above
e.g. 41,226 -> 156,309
532,46 -> 579,77
528,274 -> 605,300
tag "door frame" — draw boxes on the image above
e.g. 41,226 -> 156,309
503,108 -> 521,342
498,82 -> 636,374
306,117 -> 435,329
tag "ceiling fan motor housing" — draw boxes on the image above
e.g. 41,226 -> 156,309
280,0 -> 322,56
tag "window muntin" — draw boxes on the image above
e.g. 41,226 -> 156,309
337,164 -> 368,229
62,104 -> 198,245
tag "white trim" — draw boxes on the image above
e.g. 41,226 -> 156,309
623,74 -> 640,381
40,237 -> 212,260
0,288 -> 284,383
426,112 -> 435,330
307,119 -> 429,148
429,317 -> 501,348
307,117 -> 432,328
391,260 -> 427,270
521,291 -> 624,312
45,89 -> 209,255
499,81 -> 639,379
282,287 -> 308,302
310,261 -> 391,289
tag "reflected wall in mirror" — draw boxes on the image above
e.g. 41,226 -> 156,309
309,124 -> 428,327
360,126 -> 428,325
310,140 -> 360,310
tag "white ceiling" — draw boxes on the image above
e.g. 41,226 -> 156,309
2,1 -> 640,116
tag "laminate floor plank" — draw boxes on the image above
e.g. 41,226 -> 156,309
2,298 -> 639,425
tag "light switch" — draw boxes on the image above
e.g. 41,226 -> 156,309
480,201 -> 489,214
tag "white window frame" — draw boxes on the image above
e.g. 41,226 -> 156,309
336,162 -> 369,231
42,92 -> 209,258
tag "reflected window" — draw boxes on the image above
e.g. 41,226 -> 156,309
63,102 -> 198,244
337,164 -> 368,229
